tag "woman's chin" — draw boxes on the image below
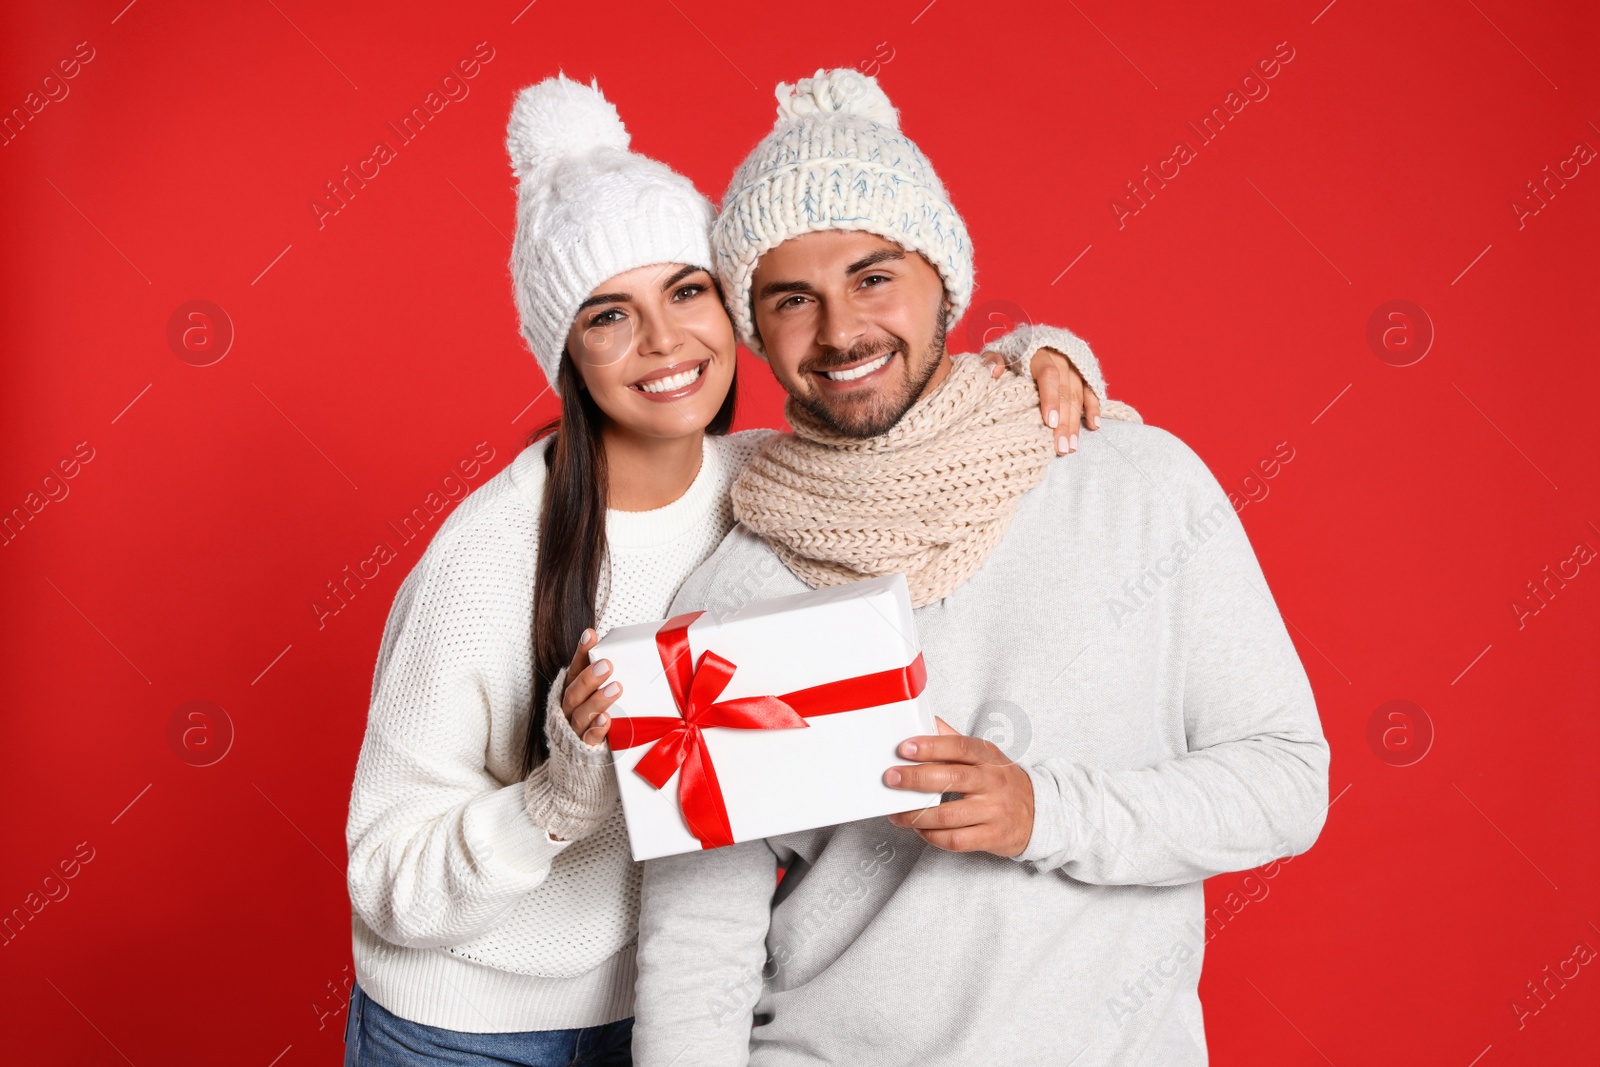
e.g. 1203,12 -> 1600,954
611,387 -> 731,439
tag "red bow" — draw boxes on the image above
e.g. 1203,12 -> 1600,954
606,612 -> 928,849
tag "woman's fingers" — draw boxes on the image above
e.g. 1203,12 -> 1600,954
1064,375 -> 1084,452
566,628 -> 597,682
570,683 -> 621,745
561,626 -> 620,745
1085,389 -> 1102,431
1030,355 -> 1064,446
561,651 -> 612,717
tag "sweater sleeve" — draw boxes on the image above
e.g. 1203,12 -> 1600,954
984,323 -> 1143,425
345,543 -> 574,950
526,664 -> 622,842
1015,450 -> 1330,885
633,841 -> 778,1067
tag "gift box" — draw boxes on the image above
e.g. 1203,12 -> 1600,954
590,573 -> 942,861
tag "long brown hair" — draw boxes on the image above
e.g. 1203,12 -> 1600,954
525,349 -> 737,774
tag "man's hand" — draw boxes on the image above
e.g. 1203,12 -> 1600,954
883,717 -> 1036,857
979,345 -> 1102,454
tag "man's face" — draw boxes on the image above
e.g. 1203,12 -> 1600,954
751,231 -> 950,437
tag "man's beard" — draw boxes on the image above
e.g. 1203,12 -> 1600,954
791,313 -> 948,439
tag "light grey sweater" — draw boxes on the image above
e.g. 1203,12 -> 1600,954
632,417 -> 1330,1066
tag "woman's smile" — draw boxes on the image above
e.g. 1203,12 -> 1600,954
631,359 -> 710,400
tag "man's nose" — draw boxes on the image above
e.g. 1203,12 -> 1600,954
817,299 -> 868,355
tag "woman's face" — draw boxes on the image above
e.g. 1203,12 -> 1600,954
563,263 -> 736,441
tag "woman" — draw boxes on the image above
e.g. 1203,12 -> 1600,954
343,75 -> 1132,1066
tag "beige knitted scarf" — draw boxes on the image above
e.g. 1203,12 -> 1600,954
732,354 -> 1056,607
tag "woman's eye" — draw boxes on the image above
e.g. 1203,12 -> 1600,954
589,308 -> 625,327
672,284 -> 705,301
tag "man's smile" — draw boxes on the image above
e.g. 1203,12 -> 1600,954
810,348 -> 901,393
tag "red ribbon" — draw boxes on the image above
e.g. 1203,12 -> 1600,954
606,611 -> 928,850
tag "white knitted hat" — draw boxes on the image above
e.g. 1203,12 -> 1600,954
507,75 -> 715,391
711,68 -> 973,357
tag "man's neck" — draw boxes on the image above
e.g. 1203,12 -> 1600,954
915,351 -> 952,402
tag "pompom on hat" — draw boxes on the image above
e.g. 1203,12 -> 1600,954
507,74 -> 715,391
711,68 -> 973,358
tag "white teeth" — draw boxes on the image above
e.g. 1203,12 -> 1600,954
637,364 -> 704,393
824,353 -> 892,381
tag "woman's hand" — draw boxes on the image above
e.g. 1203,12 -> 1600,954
980,345 -> 1103,454
531,628 -> 623,843
560,628 -> 621,748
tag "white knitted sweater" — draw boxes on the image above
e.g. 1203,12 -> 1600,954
344,327 -> 1107,1033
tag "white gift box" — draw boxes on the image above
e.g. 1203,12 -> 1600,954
591,574 -> 942,861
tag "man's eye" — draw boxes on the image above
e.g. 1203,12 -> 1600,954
672,284 -> 706,301
861,274 -> 890,287
779,295 -> 808,309
589,308 -> 625,327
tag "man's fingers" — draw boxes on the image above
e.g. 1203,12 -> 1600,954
887,797 -> 986,830
896,731 -> 996,765
912,826 -> 984,853
1085,389 -> 1102,430
883,761 -> 984,794
978,349 -> 1006,378
933,716 -> 958,735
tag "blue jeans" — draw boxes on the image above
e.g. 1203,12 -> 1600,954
343,983 -> 633,1066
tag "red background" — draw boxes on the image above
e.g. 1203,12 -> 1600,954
2,0 -> 1596,1063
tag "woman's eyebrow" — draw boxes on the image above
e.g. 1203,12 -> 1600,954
658,264 -> 703,290
576,291 -> 631,311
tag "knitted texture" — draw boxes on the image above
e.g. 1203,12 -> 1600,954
732,355 -> 1054,607
524,684 -> 619,843
981,323 -> 1144,426
345,429 -> 771,1032
634,417 -> 1332,1067
711,68 -> 973,357
507,75 -> 715,391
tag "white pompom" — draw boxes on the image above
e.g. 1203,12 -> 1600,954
507,74 -> 630,178
775,68 -> 899,128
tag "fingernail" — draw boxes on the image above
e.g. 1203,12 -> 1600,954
593,660 -> 611,678
603,682 -> 620,697
583,628 -> 595,643
884,768 -> 901,786
596,714 -> 608,725
1057,435 -> 1068,454
1047,410 -> 1058,428
1069,433 -> 1078,452
1090,414 -> 1100,429
900,740 -> 917,757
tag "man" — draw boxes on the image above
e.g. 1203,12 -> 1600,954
631,68 -> 1330,1066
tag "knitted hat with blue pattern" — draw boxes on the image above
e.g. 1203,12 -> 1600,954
507,74 -> 715,392
711,68 -> 973,358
